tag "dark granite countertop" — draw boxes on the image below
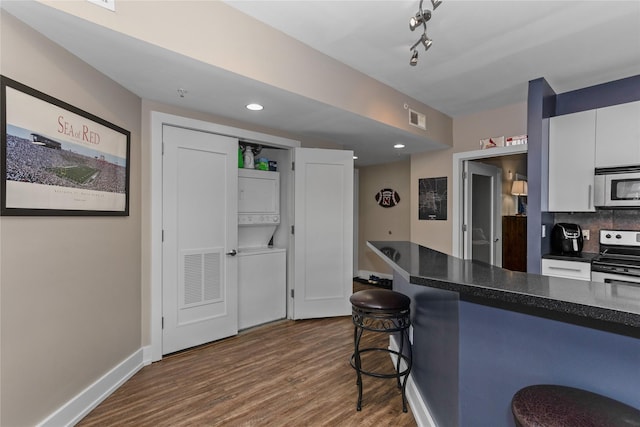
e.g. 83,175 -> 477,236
542,252 -> 598,263
368,241 -> 640,332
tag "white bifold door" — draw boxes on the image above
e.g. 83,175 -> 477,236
160,124 -> 353,355
162,125 -> 238,355
292,148 -> 353,319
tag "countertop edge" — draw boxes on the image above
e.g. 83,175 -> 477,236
367,241 -> 640,335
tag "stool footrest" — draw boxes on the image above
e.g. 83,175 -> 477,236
350,348 -> 412,379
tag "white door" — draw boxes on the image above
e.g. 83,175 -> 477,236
463,161 -> 502,266
292,148 -> 353,319
162,125 -> 238,355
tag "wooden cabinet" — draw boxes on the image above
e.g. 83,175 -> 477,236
541,259 -> 591,281
595,100 -> 640,168
548,109 -> 596,212
502,216 -> 527,272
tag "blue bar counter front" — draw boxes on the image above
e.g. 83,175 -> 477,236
367,241 -> 640,427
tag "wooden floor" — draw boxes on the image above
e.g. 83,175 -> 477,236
78,283 -> 416,426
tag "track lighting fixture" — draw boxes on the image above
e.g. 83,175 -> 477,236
410,50 -> 419,66
408,0 -> 442,66
409,9 -> 431,31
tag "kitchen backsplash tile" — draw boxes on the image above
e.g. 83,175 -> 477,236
554,209 -> 640,253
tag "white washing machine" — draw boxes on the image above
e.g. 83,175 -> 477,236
237,247 -> 286,330
237,169 -> 286,329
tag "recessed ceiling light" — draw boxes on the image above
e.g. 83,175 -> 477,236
246,103 -> 264,111
394,143 -> 406,149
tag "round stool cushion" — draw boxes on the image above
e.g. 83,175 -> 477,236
350,289 -> 410,312
512,384 -> 640,427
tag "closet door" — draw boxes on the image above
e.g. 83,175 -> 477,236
291,148 -> 353,319
162,125 -> 238,354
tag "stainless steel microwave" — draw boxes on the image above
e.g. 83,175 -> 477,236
594,166 -> 640,208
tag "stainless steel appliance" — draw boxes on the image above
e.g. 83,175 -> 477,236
591,230 -> 640,289
551,223 -> 584,255
594,165 -> 640,208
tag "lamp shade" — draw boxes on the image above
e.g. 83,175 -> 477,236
511,180 -> 528,196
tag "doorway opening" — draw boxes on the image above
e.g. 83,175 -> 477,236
452,145 -> 528,262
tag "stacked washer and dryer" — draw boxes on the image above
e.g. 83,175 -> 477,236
237,168 -> 286,330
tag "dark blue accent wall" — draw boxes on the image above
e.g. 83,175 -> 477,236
458,300 -> 640,426
393,271 -> 460,427
556,75 -> 640,116
526,78 -> 556,273
395,273 -> 640,426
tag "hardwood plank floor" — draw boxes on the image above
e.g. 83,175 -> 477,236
79,283 -> 416,426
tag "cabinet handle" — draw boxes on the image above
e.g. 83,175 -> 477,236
588,184 -> 592,209
548,266 -> 581,272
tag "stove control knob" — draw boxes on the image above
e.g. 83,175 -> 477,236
616,234 -> 622,239
606,233 -> 612,239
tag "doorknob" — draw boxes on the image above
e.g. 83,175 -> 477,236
226,249 -> 237,256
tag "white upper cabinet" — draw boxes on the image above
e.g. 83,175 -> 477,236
595,100 -> 640,168
548,109 -> 596,212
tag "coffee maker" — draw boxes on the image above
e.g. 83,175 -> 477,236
551,223 -> 584,255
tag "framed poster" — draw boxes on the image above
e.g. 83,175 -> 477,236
1,76 -> 130,216
418,176 -> 447,220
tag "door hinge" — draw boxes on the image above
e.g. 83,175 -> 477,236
290,289 -> 294,298
462,224 -> 467,232
462,171 -> 467,179
291,225 -> 294,235
292,162 -> 295,171
162,142 -> 165,155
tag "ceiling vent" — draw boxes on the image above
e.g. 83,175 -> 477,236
409,108 -> 426,130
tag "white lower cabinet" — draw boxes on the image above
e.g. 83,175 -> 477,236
541,259 -> 591,281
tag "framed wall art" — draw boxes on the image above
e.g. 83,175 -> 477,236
1,76 -> 130,216
418,176 -> 447,220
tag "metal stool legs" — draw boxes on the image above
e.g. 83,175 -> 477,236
350,305 -> 412,412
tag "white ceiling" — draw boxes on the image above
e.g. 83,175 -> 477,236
3,1 -> 640,166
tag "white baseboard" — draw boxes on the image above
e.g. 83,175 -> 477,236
357,270 -> 393,281
389,337 -> 437,427
37,348 -> 145,427
142,345 -> 154,366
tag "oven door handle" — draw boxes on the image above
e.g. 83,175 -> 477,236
604,278 -> 640,287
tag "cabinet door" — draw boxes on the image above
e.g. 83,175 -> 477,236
548,110 -> 596,212
595,101 -> 640,168
502,216 -> 526,272
541,259 -> 591,281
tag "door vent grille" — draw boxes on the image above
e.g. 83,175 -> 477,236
181,249 -> 223,307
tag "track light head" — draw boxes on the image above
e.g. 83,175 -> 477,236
409,9 -> 431,31
410,50 -> 419,66
421,33 -> 433,50
431,0 -> 442,10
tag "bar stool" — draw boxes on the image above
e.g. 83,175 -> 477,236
349,289 -> 412,412
511,384 -> 640,427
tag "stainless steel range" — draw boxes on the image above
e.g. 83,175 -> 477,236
591,230 -> 640,287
